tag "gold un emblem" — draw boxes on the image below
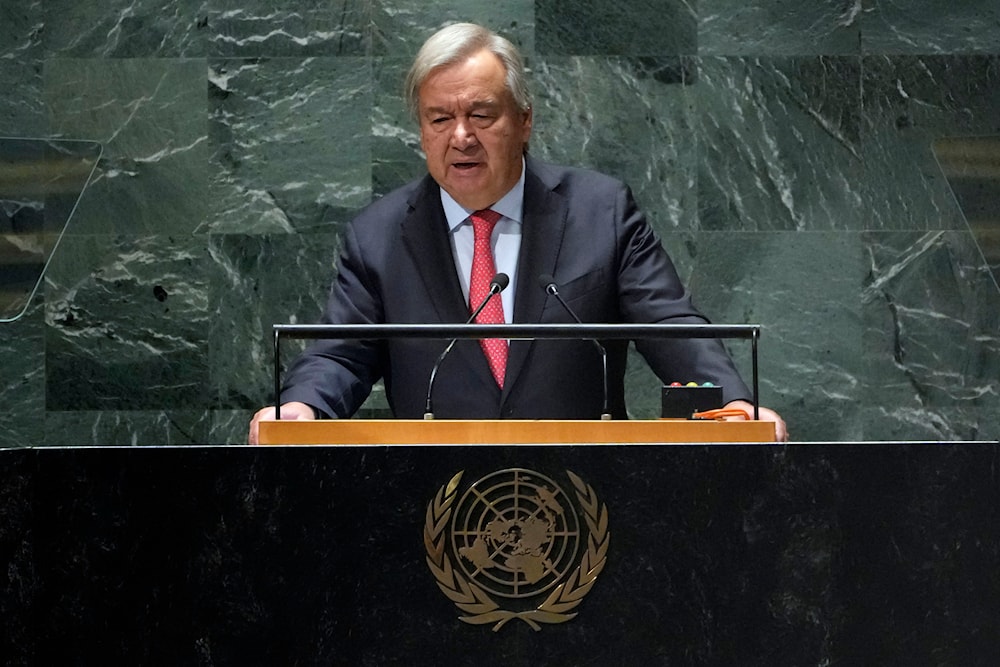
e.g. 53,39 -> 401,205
424,468 -> 610,631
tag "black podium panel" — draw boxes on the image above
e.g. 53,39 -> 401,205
2,442 -> 999,665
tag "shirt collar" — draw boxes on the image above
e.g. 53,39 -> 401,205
441,158 -> 525,232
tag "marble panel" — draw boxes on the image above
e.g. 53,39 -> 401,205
625,230 -> 865,439
41,0 -> 368,59
536,0 -> 697,56
861,55 -> 1000,231
0,1 -> 45,137
697,56 -> 864,231
862,0 -> 1000,54
371,0 -> 534,56
0,1 -> 42,59
0,61 -> 45,138
204,231 -> 393,433
43,410 -> 218,446
206,233 -> 343,411
862,231 -> 1000,441
207,57 -> 372,234
44,234 -> 211,411
42,0 -> 209,58
44,58 -> 209,236
689,231 -> 865,441
531,56 -> 698,230
0,301 -> 45,448
699,0 -> 862,56
371,57 -> 426,197
209,408 -> 256,444
205,0 -> 369,57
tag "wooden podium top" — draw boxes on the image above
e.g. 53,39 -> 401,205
258,418 -> 776,445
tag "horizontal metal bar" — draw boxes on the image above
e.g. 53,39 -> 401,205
273,322 -> 760,341
271,322 -> 764,420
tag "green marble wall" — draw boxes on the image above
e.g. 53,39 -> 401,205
1,0 -> 998,445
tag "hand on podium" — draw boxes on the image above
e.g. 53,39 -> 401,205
723,400 -> 788,442
248,401 -> 317,445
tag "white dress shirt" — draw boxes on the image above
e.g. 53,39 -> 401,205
439,161 -> 525,323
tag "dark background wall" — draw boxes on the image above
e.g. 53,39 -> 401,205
1,0 -> 998,446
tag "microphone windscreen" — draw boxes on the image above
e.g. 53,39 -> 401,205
491,272 -> 510,291
538,273 -> 559,296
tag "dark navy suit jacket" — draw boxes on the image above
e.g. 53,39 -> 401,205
280,157 -> 751,419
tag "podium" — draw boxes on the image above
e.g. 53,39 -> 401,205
3,439 -> 999,663
258,417 -> 777,445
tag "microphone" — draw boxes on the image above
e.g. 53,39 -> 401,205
423,272 -> 510,419
538,273 -> 611,420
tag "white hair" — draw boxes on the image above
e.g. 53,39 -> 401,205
403,23 -> 532,120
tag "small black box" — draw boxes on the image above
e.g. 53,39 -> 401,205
661,384 -> 724,418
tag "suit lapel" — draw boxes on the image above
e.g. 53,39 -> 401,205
503,158 -> 567,398
400,177 -> 469,324
400,177 -> 499,390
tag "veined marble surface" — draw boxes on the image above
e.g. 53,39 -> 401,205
0,1 -> 997,445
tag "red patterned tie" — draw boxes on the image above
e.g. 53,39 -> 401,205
469,209 -> 507,387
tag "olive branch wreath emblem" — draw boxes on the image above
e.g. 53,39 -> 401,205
423,469 -> 610,631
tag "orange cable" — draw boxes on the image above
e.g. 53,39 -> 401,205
691,408 -> 751,421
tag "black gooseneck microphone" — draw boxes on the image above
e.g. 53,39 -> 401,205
423,272 -> 510,419
538,273 -> 612,420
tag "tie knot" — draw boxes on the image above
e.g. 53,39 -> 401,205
470,209 -> 502,236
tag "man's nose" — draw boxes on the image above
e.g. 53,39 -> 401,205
451,119 -> 478,149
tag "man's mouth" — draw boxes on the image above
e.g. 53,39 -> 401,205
453,161 -> 481,170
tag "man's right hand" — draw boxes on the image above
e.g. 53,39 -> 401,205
248,401 -> 317,444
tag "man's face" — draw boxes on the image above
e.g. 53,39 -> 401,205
418,49 -> 533,211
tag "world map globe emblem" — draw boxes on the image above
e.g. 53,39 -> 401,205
450,469 -> 581,599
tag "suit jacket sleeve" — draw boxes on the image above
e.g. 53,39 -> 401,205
278,219 -> 386,418
612,180 -> 753,405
